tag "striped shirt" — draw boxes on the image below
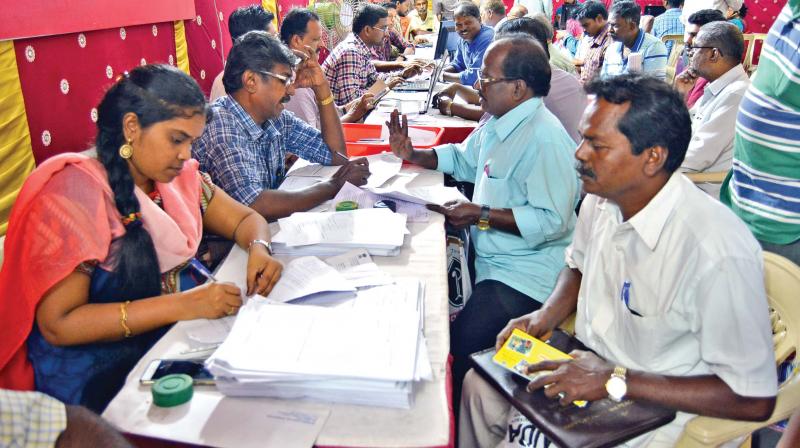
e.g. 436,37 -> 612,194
192,96 -> 333,205
651,8 -> 685,55
720,0 -> 800,245
371,29 -> 414,61
579,24 -> 613,84
600,30 -> 669,80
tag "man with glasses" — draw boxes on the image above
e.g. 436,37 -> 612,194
678,21 -> 748,197
323,4 -> 421,104
443,2 -> 495,85
194,31 -> 370,222
600,1 -> 669,79
387,36 -> 580,408
673,9 -> 726,108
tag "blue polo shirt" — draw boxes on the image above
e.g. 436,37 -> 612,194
600,30 -> 668,80
449,25 -> 494,86
434,98 -> 580,302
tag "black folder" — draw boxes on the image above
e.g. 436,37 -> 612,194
469,330 -> 676,448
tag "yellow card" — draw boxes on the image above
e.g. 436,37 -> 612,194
493,328 -> 587,407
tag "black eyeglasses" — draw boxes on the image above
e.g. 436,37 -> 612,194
685,44 -> 720,56
476,69 -> 519,89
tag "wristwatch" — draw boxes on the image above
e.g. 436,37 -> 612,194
477,205 -> 491,231
248,239 -> 273,255
605,366 -> 628,402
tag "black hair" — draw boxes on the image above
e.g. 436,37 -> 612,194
493,36 -> 551,97
575,1 -> 609,21
687,8 -> 725,26
698,21 -> 745,62
665,0 -> 684,8
584,74 -> 691,173
381,1 -> 398,9
496,17 -> 551,58
223,31 -> 299,94
737,4 -> 748,18
95,64 -> 207,300
610,1 -> 640,26
228,5 -> 275,41
279,8 -> 321,45
454,2 -> 481,19
353,4 -> 389,34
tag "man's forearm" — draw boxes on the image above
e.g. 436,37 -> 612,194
407,148 -> 439,169
450,102 -> 484,121
249,181 -> 339,221
374,60 -> 406,72
442,71 -> 462,83
627,372 -> 775,421
540,267 -> 582,327
313,83 -> 348,163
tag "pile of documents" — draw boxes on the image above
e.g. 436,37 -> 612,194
270,208 -> 408,256
205,279 -> 430,409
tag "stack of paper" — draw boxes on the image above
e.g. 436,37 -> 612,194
271,208 -> 408,256
206,280 -> 430,409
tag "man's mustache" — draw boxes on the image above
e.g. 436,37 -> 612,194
575,162 -> 596,180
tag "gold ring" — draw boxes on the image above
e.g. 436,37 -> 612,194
226,307 -> 235,316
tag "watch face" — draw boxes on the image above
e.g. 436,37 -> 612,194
606,376 -> 627,400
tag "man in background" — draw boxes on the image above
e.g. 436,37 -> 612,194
210,5 -> 276,100
480,0 -> 508,29
574,1 -> 612,83
672,8 -> 725,108
601,1 -> 668,79
443,2 -> 495,85
282,8 -> 376,128
652,0 -> 684,55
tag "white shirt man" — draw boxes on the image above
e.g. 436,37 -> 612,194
681,63 -> 749,197
682,0 -> 743,24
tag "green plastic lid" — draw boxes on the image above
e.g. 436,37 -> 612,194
152,374 -> 193,407
335,200 -> 359,211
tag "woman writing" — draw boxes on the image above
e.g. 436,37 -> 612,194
0,64 -> 282,411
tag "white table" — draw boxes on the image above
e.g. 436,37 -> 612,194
103,167 -> 453,448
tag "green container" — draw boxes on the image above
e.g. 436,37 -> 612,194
152,374 -> 193,407
335,200 -> 359,212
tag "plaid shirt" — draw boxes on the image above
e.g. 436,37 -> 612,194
323,34 -> 384,105
579,23 -> 612,84
371,29 -> 413,61
193,96 -> 333,205
0,390 -> 67,448
652,8 -> 684,55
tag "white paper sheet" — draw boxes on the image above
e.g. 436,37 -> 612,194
324,249 -> 393,288
266,256 -> 356,303
363,152 -> 403,188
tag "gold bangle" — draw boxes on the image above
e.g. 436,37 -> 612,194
445,101 -> 453,117
318,94 -> 335,106
119,300 -> 132,338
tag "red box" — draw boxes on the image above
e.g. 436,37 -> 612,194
343,123 -> 445,157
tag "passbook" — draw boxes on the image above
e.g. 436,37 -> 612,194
470,330 -> 676,448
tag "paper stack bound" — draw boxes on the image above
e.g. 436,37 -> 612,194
205,280 -> 430,409
270,208 -> 408,256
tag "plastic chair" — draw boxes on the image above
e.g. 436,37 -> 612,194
743,33 -> 767,76
685,171 -> 728,184
661,34 -> 684,84
676,252 -> 800,447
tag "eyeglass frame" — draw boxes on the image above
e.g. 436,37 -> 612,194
256,69 -> 296,87
476,69 -> 520,90
685,44 -> 721,57
372,25 -> 390,34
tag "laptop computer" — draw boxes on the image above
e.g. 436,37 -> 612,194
394,47 -> 449,92
375,50 -> 448,115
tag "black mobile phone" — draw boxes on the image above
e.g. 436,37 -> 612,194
140,359 -> 215,385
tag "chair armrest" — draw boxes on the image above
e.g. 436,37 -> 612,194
676,376 -> 800,447
558,313 -> 576,335
685,171 -> 728,184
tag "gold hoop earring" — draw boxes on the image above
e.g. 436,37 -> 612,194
119,140 -> 133,159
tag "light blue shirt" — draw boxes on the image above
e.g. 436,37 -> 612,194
600,30 -> 668,80
434,98 -> 580,302
449,25 -> 494,86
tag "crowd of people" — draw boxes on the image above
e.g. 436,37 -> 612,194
1,0 -> 798,446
